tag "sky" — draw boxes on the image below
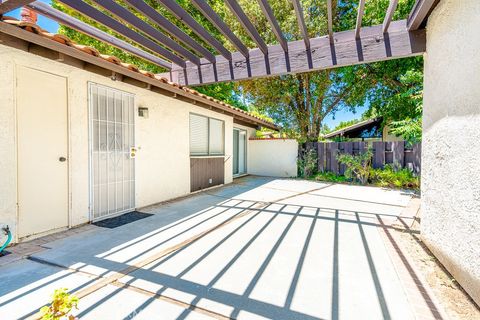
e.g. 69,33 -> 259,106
324,104 -> 367,129
6,1 -> 366,129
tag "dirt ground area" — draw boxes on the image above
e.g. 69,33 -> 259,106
392,214 -> 480,320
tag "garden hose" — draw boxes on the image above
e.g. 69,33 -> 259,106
0,225 -> 12,255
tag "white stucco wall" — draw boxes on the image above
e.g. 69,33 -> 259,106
248,139 -> 298,177
0,43 -> 254,242
422,0 -> 480,304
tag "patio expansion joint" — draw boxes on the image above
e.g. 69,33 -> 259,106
26,205 -> 273,319
24,255 -> 231,320
27,184 -> 329,320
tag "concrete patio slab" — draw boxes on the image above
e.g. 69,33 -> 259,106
0,177 -> 443,320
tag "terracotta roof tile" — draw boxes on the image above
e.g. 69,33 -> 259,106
0,16 -> 275,128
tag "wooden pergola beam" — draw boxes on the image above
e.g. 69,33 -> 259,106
91,0 -> 201,66
291,0 -> 310,50
327,0 -> 334,43
355,0 -> 366,39
124,0 -> 215,63
224,0 -> 268,55
27,1 -> 171,69
169,20 -> 426,86
383,0 -> 399,33
407,0 -> 438,30
257,0 -> 287,53
155,0 -> 231,61
190,0 -> 249,58
0,0 -> 34,14
57,0 -> 186,67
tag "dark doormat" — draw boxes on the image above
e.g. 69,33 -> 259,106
0,250 -> 11,257
93,211 -> 153,229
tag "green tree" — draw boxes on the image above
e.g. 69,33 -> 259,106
52,0 -> 421,139
209,0 -> 420,141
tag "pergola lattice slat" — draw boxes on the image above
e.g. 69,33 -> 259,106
58,0 -> 187,67
124,0 -> 215,63
27,1 -> 171,69
155,0 -> 231,61
355,0 -> 366,39
408,0 -> 437,31
224,0 -> 268,56
383,0 -> 399,33
257,0 -> 288,53
91,0 -> 201,66
327,0 -> 334,43
291,0 -> 310,50
7,0 -> 437,84
190,0 -> 249,58
169,20 -> 426,86
0,0 -> 34,14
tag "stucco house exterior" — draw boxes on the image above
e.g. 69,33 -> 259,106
0,16 -> 298,244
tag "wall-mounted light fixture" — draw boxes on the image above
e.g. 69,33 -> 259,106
138,107 -> 149,118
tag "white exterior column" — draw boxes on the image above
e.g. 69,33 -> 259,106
422,0 -> 480,304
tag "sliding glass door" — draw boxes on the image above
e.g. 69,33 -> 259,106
233,128 -> 247,176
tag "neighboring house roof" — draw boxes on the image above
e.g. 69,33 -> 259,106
0,16 -> 278,130
322,117 -> 383,139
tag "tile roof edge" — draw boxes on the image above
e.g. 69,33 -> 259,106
0,17 -> 277,128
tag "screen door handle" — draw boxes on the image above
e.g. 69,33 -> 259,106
59,157 -> 67,162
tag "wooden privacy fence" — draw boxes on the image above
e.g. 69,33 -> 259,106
306,141 -> 421,175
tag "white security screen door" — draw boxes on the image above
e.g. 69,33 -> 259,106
233,128 -> 247,176
89,83 -> 135,221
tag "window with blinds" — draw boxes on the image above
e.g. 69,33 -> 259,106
189,113 -> 224,156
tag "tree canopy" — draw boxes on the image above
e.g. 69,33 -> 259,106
52,0 -> 422,141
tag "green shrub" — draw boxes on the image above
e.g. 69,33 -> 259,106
298,148 -> 317,177
40,288 -> 78,320
336,149 -> 373,184
369,164 -> 420,190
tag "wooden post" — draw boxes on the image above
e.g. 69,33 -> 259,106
373,141 -> 385,168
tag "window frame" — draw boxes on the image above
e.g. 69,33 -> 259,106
189,113 -> 225,157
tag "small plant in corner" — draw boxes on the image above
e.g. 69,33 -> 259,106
336,149 -> 373,184
40,288 -> 79,320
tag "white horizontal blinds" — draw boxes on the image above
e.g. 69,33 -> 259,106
209,118 -> 224,155
190,114 -> 209,155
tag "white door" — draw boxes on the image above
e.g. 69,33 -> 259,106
233,128 -> 247,176
17,66 -> 69,238
89,83 -> 135,221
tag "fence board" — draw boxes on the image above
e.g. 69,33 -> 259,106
392,141 -> 405,167
317,142 -> 325,172
373,141 -> 385,168
330,143 -> 339,174
309,141 -> 421,174
412,143 -> 421,174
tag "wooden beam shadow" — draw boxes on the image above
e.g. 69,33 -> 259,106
329,41 -> 337,66
284,51 -> 291,72
384,33 -> 392,57
356,38 -> 364,62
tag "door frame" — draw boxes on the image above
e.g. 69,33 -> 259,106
233,128 -> 247,177
87,82 -> 136,222
15,65 -> 71,240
